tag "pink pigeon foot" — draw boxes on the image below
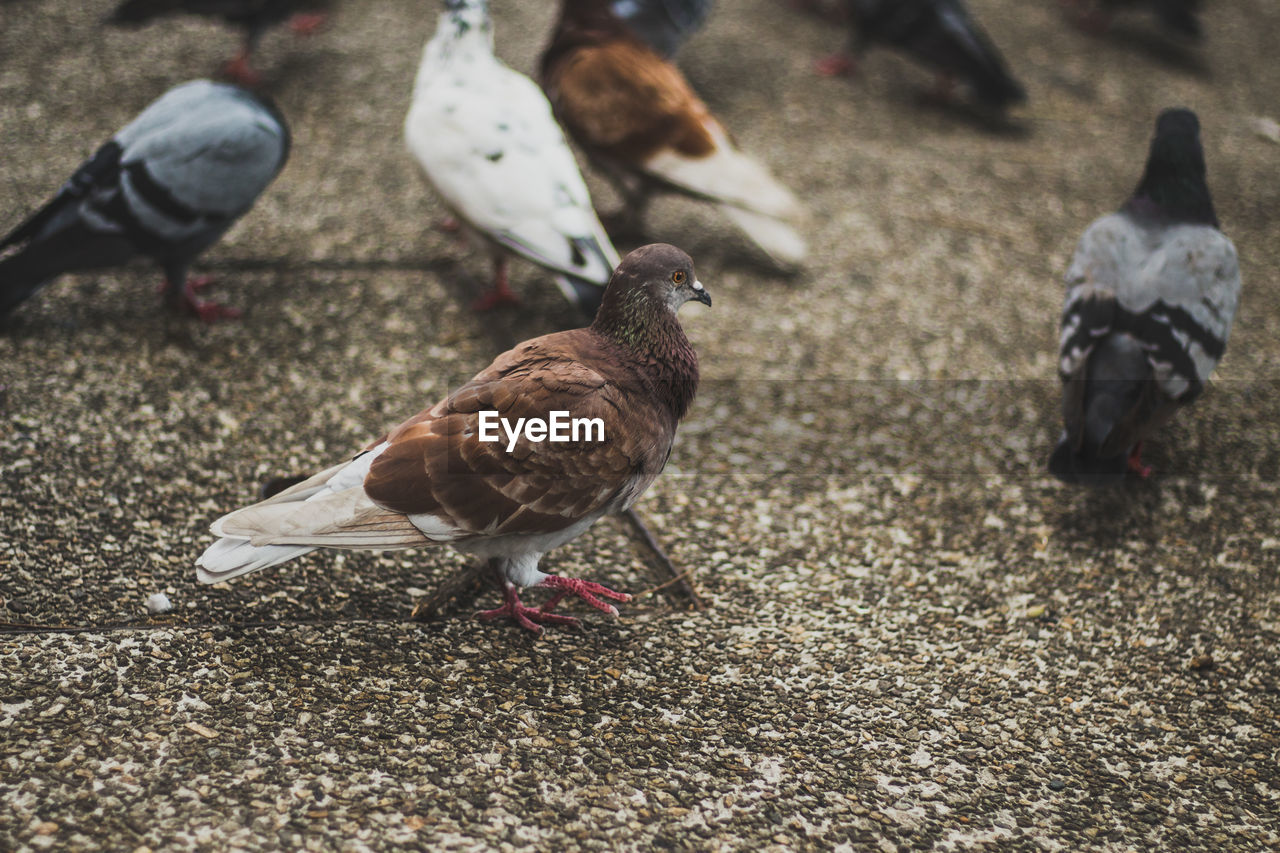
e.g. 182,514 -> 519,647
477,582 -> 582,633
221,50 -> 262,87
287,12 -> 329,36
815,52 -> 857,78
471,259 -> 521,311
1127,442 -> 1152,479
538,575 -> 632,616
161,276 -> 243,323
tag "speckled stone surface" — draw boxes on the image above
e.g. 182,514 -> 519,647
2,0 -> 1278,850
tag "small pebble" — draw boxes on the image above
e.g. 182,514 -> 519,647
146,593 -> 173,615
1049,778 -> 1066,791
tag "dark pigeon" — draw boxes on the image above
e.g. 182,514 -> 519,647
1067,0 -> 1202,40
609,0 -> 714,57
106,0 -> 330,85
0,80 -> 290,322
1050,109 -> 1239,484
819,0 -> 1026,111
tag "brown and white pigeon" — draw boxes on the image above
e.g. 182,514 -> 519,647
106,0 -> 330,86
197,243 -> 710,632
405,0 -> 620,318
816,0 -> 1026,112
0,80 -> 289,322
541,0 -> 807,269
1050,108 -> 1239,485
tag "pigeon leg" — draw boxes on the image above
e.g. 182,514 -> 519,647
287,12 -> 329,36
815,51 -> 858,78
1126,442 -> 1153,479
222,47 -> 263,87
471,257 -> 521,311
161,276 -> 243,323
621,507 -> 705,609
476,562 -> 580,633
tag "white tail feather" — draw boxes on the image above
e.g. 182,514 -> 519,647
644,123 -> 803,221
719,205 -> 807,269
196,538 -> 316,584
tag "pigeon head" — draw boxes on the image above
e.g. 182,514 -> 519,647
1127,107 -> 1218,228
595,242 -> 709,325
592,244 -> 707,347
592,243 -> 706,419
442,0 -> 491,33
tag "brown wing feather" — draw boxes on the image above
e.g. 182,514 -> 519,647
544,40 -> 716,164
363,330 -> 674,538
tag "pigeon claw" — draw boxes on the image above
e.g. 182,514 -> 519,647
287,12 -> 329,36
221,51 -> 262,87
471,280 -> 522,312
163,276 -> 243,323
477,584 -> 581,633
539,575 -> 632,617
1126,442 -> 1153,479
815,53 -> 857,78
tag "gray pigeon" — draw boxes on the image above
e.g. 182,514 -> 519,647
1050,108 -> 1239,484
609,0 -> 714,57
0,80 -> 290,322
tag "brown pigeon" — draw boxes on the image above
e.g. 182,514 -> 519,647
541,0 -> 806,269
197,243 -> 710,632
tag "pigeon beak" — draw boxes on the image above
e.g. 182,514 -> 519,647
691,279 -> 711,307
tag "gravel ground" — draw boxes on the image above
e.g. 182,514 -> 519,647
2,0 -> 1279,850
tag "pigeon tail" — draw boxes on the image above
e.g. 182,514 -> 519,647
196,538 -> 317,584
1048,434 -> 1129,486
0,220 -> 136,316
719,205 -> 807,269
1051,334 -> 1150,487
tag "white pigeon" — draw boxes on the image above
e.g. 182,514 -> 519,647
1050,108 -> 1240,484
404,0 -> 620,316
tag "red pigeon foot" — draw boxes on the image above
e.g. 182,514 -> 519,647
815,52 -> 858,77
538,575 -> 632,616
162,276 -> 243,323
477,582 -> 582,633
1127,442 -> 1152,479
221,51 -> 262,87
287,12 -> 329,36
471,284 -> 521,312
472,261 -> 521,311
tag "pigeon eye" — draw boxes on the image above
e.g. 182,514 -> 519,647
672,270 -> 686,284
